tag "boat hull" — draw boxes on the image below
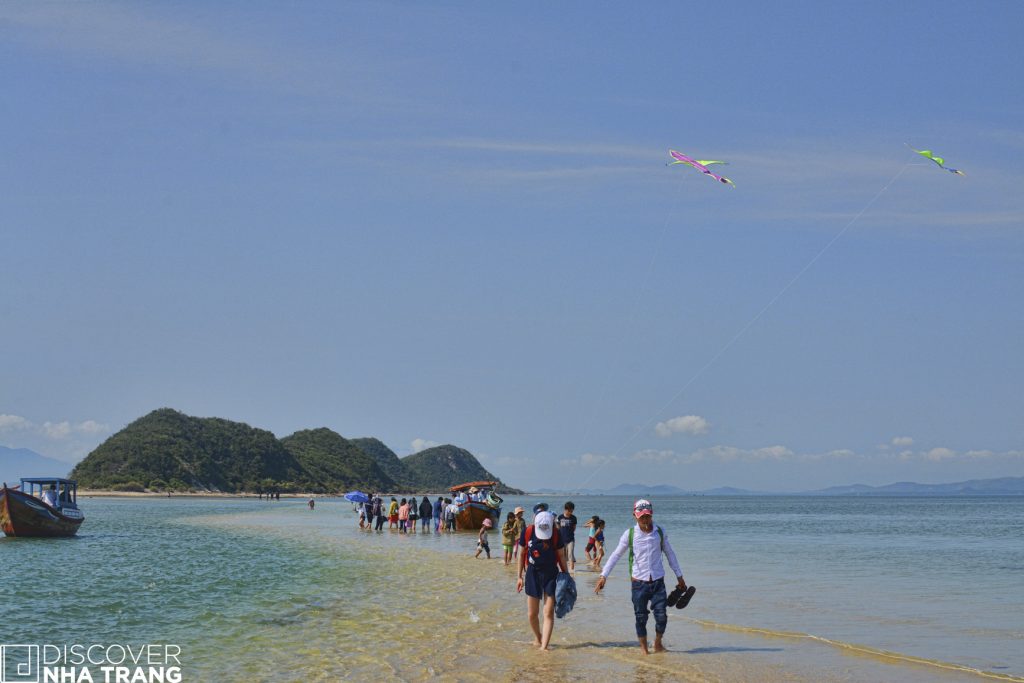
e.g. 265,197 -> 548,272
455,501 -> 501,530
0,487 -> 84,538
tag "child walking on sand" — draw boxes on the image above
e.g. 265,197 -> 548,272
475,518 -> 493,558
592,519 -> 607,566
584,515 -> 600,561
501,512 -> 517,565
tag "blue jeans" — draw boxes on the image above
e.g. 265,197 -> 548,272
630,578 -> 667,638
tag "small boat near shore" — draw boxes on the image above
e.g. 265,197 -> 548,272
450,480 -> 502,530
0,478 -> 85,537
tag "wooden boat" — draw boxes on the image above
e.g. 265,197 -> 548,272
0,478 -> 84,537
450,480 -> 502,530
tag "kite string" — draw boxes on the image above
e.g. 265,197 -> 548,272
574,160 -> 914,491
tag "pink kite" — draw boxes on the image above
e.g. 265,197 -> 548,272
668,149 -> 735,187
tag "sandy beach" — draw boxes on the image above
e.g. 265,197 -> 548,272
185,498 -> 1019,683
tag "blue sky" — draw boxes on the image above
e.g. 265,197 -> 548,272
2,2 -> 1022,491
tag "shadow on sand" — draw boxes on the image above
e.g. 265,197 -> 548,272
556,641 -> 783,655
683,645 -> 784,654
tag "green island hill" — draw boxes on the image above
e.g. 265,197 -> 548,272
70,408 -> 523,495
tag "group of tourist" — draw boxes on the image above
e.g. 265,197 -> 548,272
517,498 -> 691,654
354,493 -> 463,533
346,492 -> 692,655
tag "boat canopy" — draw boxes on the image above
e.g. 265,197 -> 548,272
18,478 -> 79,507
449,480 -> 497,492
20,477 -> 78,486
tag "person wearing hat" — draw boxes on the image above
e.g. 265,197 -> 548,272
474,517 -> 493,558
594,499 -> 687,655
516,509 -> 567,650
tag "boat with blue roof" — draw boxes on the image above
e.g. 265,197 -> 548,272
0,477 -> 85,537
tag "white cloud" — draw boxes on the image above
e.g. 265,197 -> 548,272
0,415 -> 110,441
565,442 -> 1023,471
1,4 -> 267,75
629,444 -> 799,465
410,438 -> 440,454
655,415 -> 710,438
76,420 -> 109,435
891,436 -> 914,447
752,445 -> 794,460
888,447 -> 1024,462
419,138 -> 652,159
0,3 -> 396,105
42,421 -> 72,440
692,445 -> 796,462
0,414 -> 32,432
630,449 -> 677,463
924,447 -> 957,462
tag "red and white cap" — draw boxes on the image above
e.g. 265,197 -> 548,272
633,499 -> 653,519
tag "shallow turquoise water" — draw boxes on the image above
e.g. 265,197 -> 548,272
563,495 -> 1024,677
1,495 -> 1021,682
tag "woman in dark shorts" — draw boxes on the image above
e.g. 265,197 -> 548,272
515,509 -> 566,650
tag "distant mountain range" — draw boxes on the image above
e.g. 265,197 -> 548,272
533,476 -> 1024,496
0,446 -> 74,485
805,477 -> 1024,496
66,408 -> 522,494
532,483 -> 763,496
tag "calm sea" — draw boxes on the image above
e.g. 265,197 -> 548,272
2,495 -> 1021,682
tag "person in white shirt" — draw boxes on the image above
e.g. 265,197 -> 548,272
445,500 -> 459,531
594,499 -> 687,655
41,484 -> 59,508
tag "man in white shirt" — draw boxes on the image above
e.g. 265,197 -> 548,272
445,500 -> 459,531
41,484 -> 59,508
594,499 -> 687,654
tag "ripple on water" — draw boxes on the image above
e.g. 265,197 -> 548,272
3,497 -> 1018,683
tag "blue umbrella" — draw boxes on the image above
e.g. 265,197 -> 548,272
344,491 -> 370,504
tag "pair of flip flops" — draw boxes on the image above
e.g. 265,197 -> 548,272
667,585 -> 696,609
